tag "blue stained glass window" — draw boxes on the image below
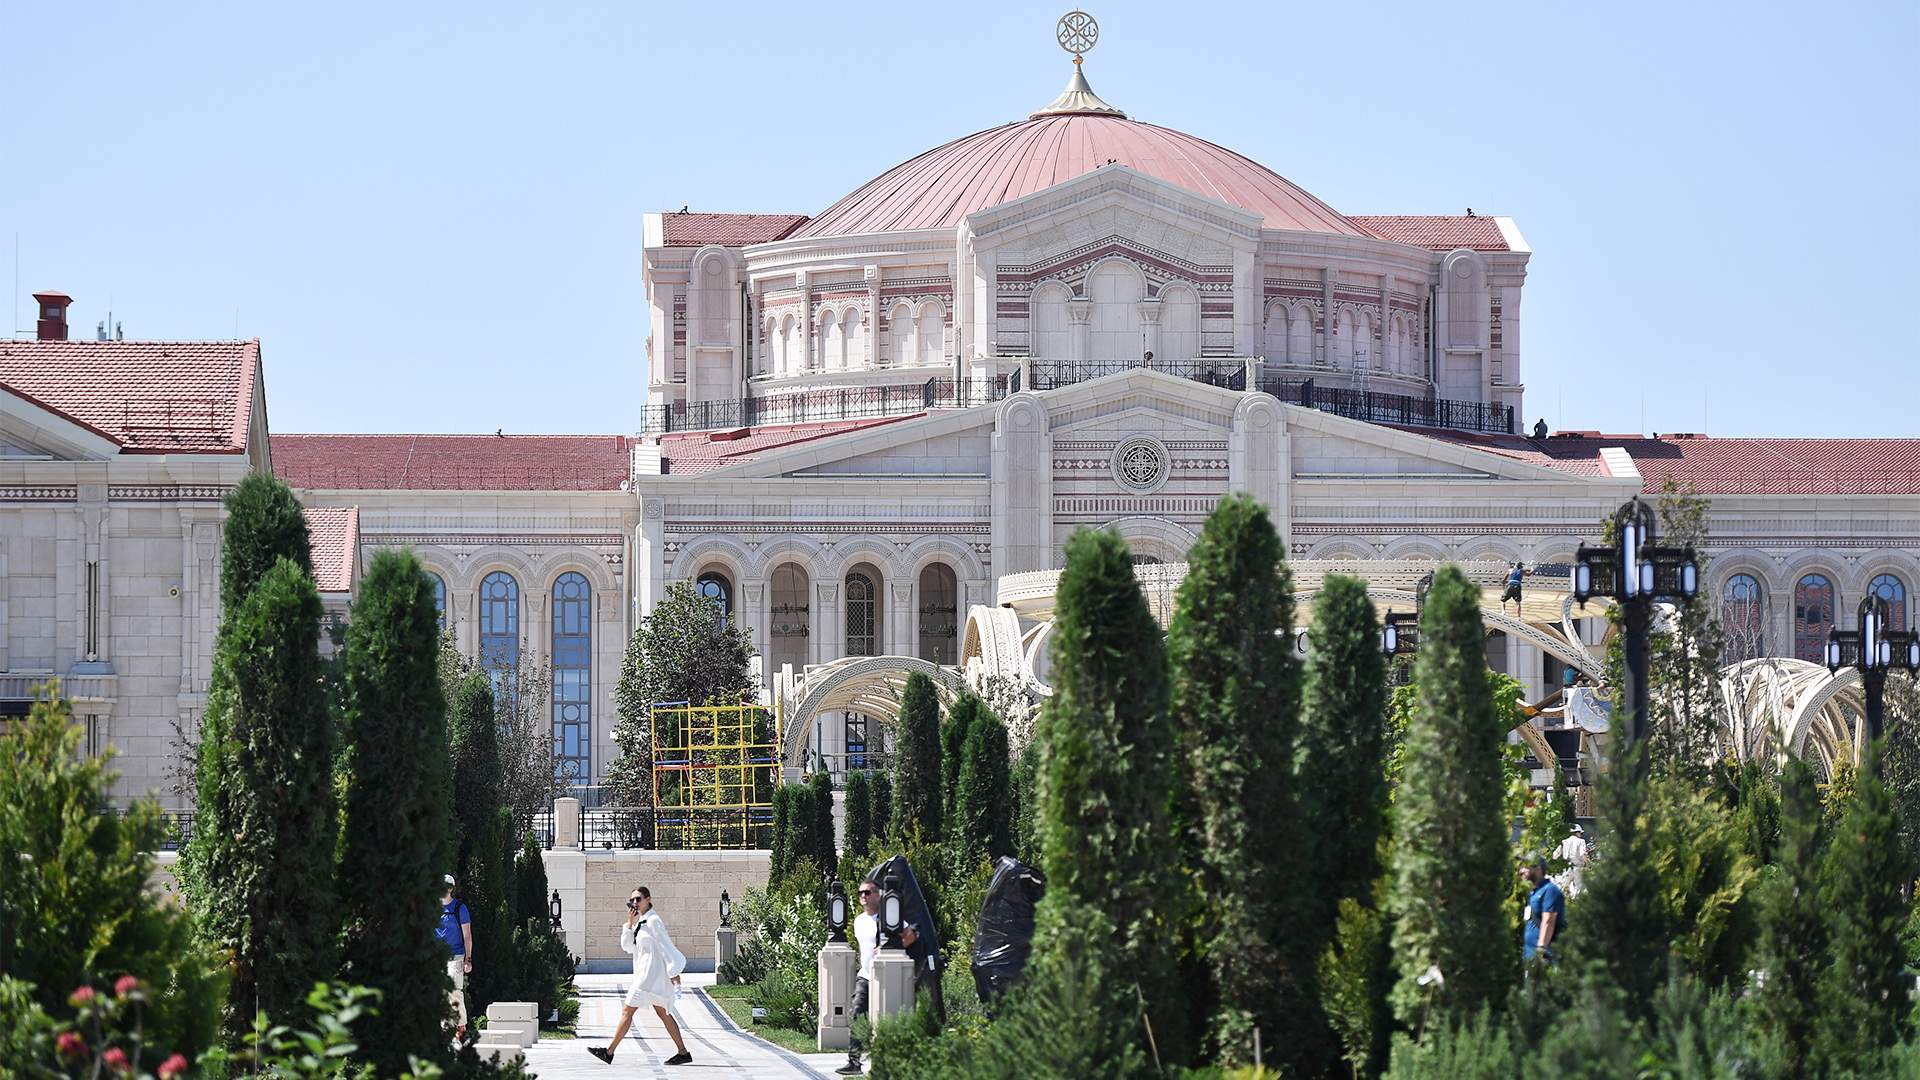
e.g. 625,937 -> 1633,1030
478,571 -> 520,699
552,572 -> 592,785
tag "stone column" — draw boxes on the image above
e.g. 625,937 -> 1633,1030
889,580 -> 914,658
742,579 -> 769,662
798,270 -> 814,371
1137,297 -> 1162,360
1067,299 -> 1091,363
1319,268 -> 1335,366
866,266 -> 882,367
816,938 -> 857,1050
813,580 -> 840,667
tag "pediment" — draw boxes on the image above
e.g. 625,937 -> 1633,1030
1280,406 -> 1615,485
0,386 -> 121,461
697,407 -> 1001,480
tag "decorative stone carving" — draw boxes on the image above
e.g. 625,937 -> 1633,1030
1110,435 -> 1171,495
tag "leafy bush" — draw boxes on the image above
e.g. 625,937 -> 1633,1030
747,966 -> 812,1032
717,936 -> 772,986
1385,1008 -> 1518,1080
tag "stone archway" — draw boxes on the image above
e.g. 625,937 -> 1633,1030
782,655 -> 968,767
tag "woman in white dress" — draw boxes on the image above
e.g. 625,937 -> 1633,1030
589,886 -> 692,1066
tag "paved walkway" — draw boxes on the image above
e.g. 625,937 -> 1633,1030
522,973 -> 849,1080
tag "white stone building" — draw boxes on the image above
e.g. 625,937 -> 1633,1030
5,57 -> 1917,803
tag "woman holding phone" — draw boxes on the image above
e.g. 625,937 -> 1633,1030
588,886 -> 691,1066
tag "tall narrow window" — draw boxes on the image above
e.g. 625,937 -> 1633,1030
845,712 -> 872,771
918,563 -> 958,665
917,302 -> 945,366
479,571 -> 520,700
1869,573 -> 1908,632
428,572 -> 448,631
1793,573 -> 1836,663
845,569 -> 879,657
552,572 -> 592,785
769,563 -> 811,675
697,570 -> 733,622
1721,573 -> 1765,663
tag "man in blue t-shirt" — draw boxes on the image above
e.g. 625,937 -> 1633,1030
1521,858 -> 1564,965
437,874 -> 473,1038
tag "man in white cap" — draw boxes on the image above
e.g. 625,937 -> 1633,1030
437,874 -> 474,1040
1554,823 -> 1590,898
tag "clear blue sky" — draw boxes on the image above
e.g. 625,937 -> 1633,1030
5,0 -> 1915,437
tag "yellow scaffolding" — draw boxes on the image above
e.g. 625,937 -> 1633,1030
649,701 -> 779,849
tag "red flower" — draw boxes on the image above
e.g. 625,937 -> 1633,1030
56,1031 -> 88,1060
157,1054 -> 190,1079
68,985 -> 97,1008
103,1047 -> 131,1073
114,975 -> 141,999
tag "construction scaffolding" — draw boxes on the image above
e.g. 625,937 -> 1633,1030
649,701 -> 780,849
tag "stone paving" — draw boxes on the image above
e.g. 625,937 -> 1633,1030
521,973 -> 849,1079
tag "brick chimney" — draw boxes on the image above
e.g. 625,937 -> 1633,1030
33,291 -> 72,341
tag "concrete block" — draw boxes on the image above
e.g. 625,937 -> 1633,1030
473,1041 -> 524,1064
485,1017 -> 538,1047
487,1001 -> 537,1023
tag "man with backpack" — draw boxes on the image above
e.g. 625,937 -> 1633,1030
437,874 -> 474,1040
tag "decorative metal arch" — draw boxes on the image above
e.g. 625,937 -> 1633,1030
1716,656 -> 1875,777
961,604 -> 1026,683
782,655 -> 968,766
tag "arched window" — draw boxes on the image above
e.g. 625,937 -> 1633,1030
1398,317 -> 1417,375
1088,262 -> 1144,363
551,572 -> 592,784
1290,303 -> 1314,364
1721,573 -> 1766,664
1335,309 -> 1357,368
917,563 -> 958,665
697,569 -> 733,622
428,572 -> 448,631
819,310 -> 841,371
1159,284 -> 1200,363
778,314 -> 797,375
840,306 -> 867,368
1031,284 -> 1071,362
478,570 -> 520,698
769,563 -> 810,675
1869,573 -> 1908,632
1793,573 -> 1836,663
845,568 -> 880,657
888,303 -> 913,367
1354,310 -> 1374,369
1263,303 -> 1289,363
917,302 -> 945,366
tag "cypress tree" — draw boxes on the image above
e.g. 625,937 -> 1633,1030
783,782 -> 818,884
447,672 -> 510,1010
1754,758 -> 1826,1074
893,672 -> 943,841
215,472 -> 314,619
1009,745 -> 1040,865
1168,493 -> 1311,1066
870,771 -> 893,850
952,707 -> 1012,869
1387,565 -> 1513,1025
769,785 -> 793,884
512,826 -> 551,933
1576,738 -> 1666,1017
338,549 -> 454,1071
181,558 -> 337,1039
1814,743 -> 1911,1068
1303,574 -> 1389,912
1037,527 -> 1188,1063
810,770 -> 837,876
941,694 -> 982,816
845,770 -> 873,863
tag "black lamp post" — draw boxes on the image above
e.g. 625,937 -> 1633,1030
719,889 -> 733,929
1380,571 -> 1433,659
880,873 -> 905,950
1572,498 -> 1699,745
826,879 -> 849,944
548,889 -> 563,933
1826,596 -> 1920,745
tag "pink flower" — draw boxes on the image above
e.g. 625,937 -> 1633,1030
68,985 -> 97,1008
103,1047 -> 131,1073
157,1054 -> 190,1079
114,975 -> 141,999
56,1031 -> 88,1059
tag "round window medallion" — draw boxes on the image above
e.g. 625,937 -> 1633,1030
1111,436 -> 1171,494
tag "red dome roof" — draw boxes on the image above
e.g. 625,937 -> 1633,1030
792,114 -> 1361,239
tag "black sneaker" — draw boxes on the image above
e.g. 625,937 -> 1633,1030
588,1047 -> 614,1065
665,1051 -> 692,1066
835,1063 -> 864,1075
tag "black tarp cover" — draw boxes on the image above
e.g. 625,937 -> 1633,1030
866,854 -> 940,965
969,856 -> 1045,1003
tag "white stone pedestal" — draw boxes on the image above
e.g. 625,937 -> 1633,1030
816,939 -> 856,1050
869,948 -> 918,1024
715,926 -> 739,980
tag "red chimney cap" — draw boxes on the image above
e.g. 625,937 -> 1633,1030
32,291 -> 73,305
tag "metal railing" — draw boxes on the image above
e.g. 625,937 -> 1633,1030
1027,355 -> 1248,391
575,806 -> 774,851
106,808 -> 195,851
643,377 -> 1007,435
1259,373 -> 1515,435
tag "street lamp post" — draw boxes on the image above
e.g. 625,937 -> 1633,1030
1825,596 -> 1920,744
1572,499 -> 1699,746
1380,570 -> 1432,666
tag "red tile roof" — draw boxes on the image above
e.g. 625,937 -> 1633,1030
1414,429 -> 1920,494
273,434 -> 631,491
1352,215 -> 1510,251
303,507 -> 359,593
654,415 -> 920,474
0,340 -> 258,453
660,213 -> 810,247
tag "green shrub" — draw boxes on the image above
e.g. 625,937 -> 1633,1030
1385,1008 -> 1518,1080
717,936 -> 772,986
0,690 -> 224,1060
748,965 -> 813,1032
894,672 -> 944,841
845,770 -> 873,863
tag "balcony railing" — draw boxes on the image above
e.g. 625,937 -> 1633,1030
642,362 -> 1514,436
643,377 -> 1006,435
